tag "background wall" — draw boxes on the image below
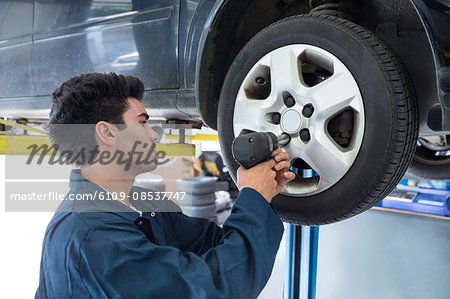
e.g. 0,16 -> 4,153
316,209 -> 450,299
0,155 -> 53,297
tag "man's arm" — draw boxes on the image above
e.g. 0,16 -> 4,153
167,149 -> 294,255
79,188 -> 283,299
168,209 -> 224,255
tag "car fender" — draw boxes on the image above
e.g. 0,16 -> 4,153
184,0 -> 229,128
409,0 -> 450,129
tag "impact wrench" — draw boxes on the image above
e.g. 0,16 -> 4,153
232,132 -> 291,169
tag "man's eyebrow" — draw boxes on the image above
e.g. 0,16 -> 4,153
137,113 -> 149,120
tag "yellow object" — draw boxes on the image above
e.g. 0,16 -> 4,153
407,180 -> 417,187
0,135 -> 194,156
154,143 -> 195,157
165,134 -> 219,141
0,135 -> 53,155
0,119 -> 46,135
203,161 -> 220,176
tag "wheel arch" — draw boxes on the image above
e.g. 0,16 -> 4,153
407,0 -> 450,130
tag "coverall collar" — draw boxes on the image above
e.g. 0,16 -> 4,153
65,169 -> 140,222
66,169 -> 180,220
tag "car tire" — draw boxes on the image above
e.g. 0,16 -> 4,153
134,180 -> 166,192
406,136 -> 450,180
180,203 -> 217,219
177,193 -> 217,206
176,177 -> 218,195
218,14 -> 418,225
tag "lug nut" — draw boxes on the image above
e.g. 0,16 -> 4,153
272,113 -> 281,124
300,129 -> 311,142
285,96 -> 295,107
249,137 -> 254,143
255,77 -> 266,85
302,104 -> 314,118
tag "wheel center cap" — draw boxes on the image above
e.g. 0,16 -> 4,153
281,109 -> 302,134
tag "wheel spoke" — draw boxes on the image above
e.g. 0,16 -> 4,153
233,98 -> 281,136
269,47 -> 305,97
307,130 -> 354,184
284,129 -> 354,186
307,70 -> 362,121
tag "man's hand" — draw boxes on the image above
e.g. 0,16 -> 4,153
237,149 -> 295,203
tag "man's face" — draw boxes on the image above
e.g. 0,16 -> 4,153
115,97 -> 160,174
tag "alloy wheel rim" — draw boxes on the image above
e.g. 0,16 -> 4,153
233,44 -> 365,196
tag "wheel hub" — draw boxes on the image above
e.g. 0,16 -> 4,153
281,109 -> 302,134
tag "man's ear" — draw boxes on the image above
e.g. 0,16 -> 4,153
95,121 -> 117,146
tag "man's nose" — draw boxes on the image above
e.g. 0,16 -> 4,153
150,126 -> 162,143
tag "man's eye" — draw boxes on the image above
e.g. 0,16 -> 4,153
141,121 -> 148,125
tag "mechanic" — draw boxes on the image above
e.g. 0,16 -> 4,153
35,73 -> 295,298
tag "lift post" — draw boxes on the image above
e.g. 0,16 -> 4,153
284,224 -> 319,299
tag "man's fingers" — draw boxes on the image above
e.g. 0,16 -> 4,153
273,151 -> 290,162
274,160 -> 291,171
284,171 -> 296,180
264,158 -> 277,168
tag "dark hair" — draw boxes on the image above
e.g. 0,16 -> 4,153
46,72 -> 144,166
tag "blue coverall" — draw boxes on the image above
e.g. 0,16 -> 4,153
36,170 -> 284,298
